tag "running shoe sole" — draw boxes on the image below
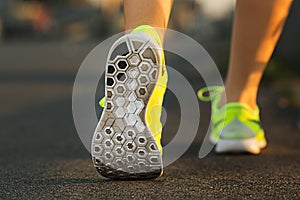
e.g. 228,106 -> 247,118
215,137 -> 261,154
91,33 -> 163,179
212,136 -> 267,154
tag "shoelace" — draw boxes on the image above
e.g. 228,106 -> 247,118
197,86 -> 224,102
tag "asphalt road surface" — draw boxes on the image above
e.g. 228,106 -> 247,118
0,42 -> 299,199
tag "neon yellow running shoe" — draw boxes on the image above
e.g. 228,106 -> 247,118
198,86 -> 267,154
92,25 -> 167,179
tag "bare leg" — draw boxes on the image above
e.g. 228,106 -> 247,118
124,0 -> 173,41
224,0 -> 292,108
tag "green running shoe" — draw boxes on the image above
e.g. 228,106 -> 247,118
198,86 -> 267,154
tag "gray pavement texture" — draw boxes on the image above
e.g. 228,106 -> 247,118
0,42 -> 299,199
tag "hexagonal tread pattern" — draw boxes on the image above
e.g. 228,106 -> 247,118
92,33 -> 162,179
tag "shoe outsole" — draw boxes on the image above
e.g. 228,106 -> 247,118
210,131 -> 267,155
211,135 -> 267,155
91,33 -> 163,179
215,137 -> 261,154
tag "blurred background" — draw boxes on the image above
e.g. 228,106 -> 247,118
0,0 -> 299,120
0,0 -> 300,106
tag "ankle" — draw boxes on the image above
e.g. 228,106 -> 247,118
222,87 -> 258,109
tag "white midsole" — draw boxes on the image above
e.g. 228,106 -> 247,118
211,137 -> 266,154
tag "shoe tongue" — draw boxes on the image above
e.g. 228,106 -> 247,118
131,25 -> 162,47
